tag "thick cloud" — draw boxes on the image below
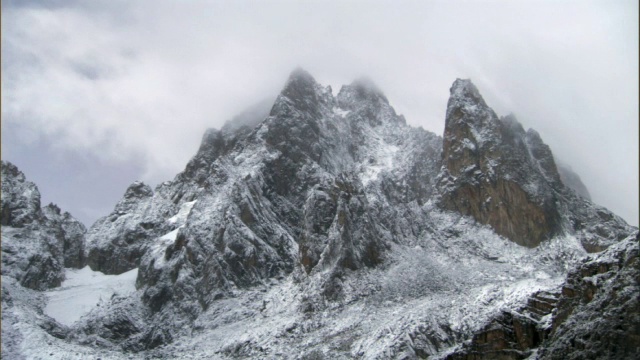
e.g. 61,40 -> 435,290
2,0 -> 637,226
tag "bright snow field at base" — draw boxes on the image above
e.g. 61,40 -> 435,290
44,266 -> 138,326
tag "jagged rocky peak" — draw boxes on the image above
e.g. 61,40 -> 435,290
1,160 -> 43,227
282,67 -> 318,93
42,202 -> 62,216
270,68 -> 332,118
112,181 -> 154,215
439,79 -> 563,247
131,70 -> 431,317
5,72 -> 637,359
439,79 -> 634,251
1,161 -> 86,289
42,203 -> 87,268
449,78 -> 487,105
338,76 -> 388,104
442,79 -> 500,176
123,181 -> 153,199
84,178 -> 177,275
336,76 -> 403,126
182,98 -> 276,188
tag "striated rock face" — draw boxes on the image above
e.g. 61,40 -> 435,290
438,80 -> 563,247
538,232 -> 640,359
437,79 -> 633,250
84,181 -> 177,275
75,70 -> 444,345
1,161 -> 42,227
132,69 -> 437,318
42,203 -> 87,268
446,290 -> 560,360
1,161 -> 86,290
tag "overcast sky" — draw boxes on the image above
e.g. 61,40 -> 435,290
2,0 -> 638,227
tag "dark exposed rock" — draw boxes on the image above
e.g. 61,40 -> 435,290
84,181 -> 177,275
19,253 -> 64,290
1,161 -> 43,227
1,161 -> 86,290
438,80 -> 563,247
42,203 -> 87,268
445,290 -> 559,360
133,69 -> 420,319
437,80 -> 633,250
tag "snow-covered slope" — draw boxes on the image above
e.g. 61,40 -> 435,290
2,70 -> 636,359
45,266 -> 138,326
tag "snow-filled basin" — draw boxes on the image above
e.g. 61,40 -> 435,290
44,266 -> 138,326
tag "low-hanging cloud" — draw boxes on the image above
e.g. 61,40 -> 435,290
2,0 -> 637,226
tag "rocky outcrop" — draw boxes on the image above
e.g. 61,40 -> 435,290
1,161 -> 43,227
135,70 -> 413,317
42,203 -> 86,268
437,80 -> 633,250
538,232 -> 639,359
84,181 -> 177,275
1,161 -> 86,290
446,291 -> 559,360
447,233 -> 639,360
438,80 -> 563,247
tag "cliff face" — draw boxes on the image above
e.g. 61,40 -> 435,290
437,79 -> 632,251
1,161 -> 86,290
84,181 -> 177,275
42,203 -> 87,268
1,161 -> 43,228
438,80 -> 563,247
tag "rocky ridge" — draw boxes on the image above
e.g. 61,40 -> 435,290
1,161 -> 86,290
1,70 -> 637,359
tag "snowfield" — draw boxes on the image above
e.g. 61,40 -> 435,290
45,267 -> 139,326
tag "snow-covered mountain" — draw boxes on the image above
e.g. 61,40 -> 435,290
1,70 -> 637,359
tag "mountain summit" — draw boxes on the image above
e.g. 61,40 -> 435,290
1,70 -> 636,359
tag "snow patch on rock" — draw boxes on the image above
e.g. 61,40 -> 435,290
167,200 -> 197,225
44,266 -> 138,326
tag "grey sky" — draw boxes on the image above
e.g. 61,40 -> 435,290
2,0 -> 638,227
